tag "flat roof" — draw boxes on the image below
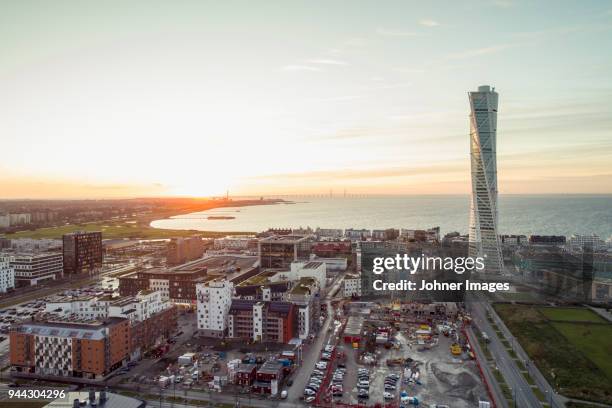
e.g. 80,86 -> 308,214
259,235 -> 308,243
302,261 -> 323,269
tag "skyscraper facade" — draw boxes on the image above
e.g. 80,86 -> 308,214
468,85 -> 503,274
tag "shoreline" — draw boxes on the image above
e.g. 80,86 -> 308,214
4,199 -> 286,240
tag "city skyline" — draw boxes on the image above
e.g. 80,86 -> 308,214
1,1 -> 612,198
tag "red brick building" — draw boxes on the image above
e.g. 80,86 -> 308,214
10,317 -> 129,380
234,363 -> 257,386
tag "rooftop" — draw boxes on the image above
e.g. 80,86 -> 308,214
302,261 -> 323,269
290,277 -> 317,295
259,235 -> 308,243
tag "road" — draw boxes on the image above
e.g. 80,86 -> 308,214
469,300 -> 543,408
465,326 -> 508,408
487,303 -> 566,408
286,271 -> 346,404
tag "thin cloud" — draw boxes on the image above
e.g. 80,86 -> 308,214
376,28 -> 420,37
305,58 -> 349,65
492,0 -> 513,8
281,65 -> 322,72
446,43 -> 517,60
419,19 -> 440,27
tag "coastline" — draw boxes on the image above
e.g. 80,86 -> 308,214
4,199 -> 286,240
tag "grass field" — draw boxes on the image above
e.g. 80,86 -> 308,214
551,322 -> 612,379
538,307 -> 607,323
5,222 -> 251,240
494,303 -> 612,404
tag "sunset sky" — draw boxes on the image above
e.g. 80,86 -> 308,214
1,0 -> 611,198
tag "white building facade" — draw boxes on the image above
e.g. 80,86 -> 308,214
0,256 -> 15,293
344,274 -> 361,297
4,252 -> 63,286
196,279 -> 234,338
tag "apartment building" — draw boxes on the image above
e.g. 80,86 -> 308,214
45,295 -> 108,320
0,256 -> 15,293
43,292 -> 176,360
3,252 -> 63,286
167,237 -> 206,265
62,231 -> 103,275
196,279 -> 234,338
344,273 -> 361,297
119,266 -> 209,304
285,277 -> 320,340
10,317 -> 130,380
228,300 -> 295,343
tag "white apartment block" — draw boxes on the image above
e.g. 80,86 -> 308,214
46,295 -> 108,320
45,291 -> 170,323
108,290 -> 167,323
196,279 -> 234,338
150,278 -> 170,301
0,257 -> 15,293
344,274 -> 361,297
4,252 -> 62,286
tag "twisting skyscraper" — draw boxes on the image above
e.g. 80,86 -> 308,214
468,85 -> 503,274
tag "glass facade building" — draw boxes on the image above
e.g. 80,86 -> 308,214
468,85 -> 504,274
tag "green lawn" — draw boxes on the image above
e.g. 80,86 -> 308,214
551,322 -> 612,379
538,307 -> 607,323
494,303 -> 612,404
5,222 -> 250,240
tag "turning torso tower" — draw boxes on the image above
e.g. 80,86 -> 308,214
468,85 -> 504,274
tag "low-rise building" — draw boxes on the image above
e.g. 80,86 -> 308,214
315,228 -> 344,239
213,236 -> 257,251
345,229 -> 371,240
252,360 -> 284,394
235,363 -> 257,386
